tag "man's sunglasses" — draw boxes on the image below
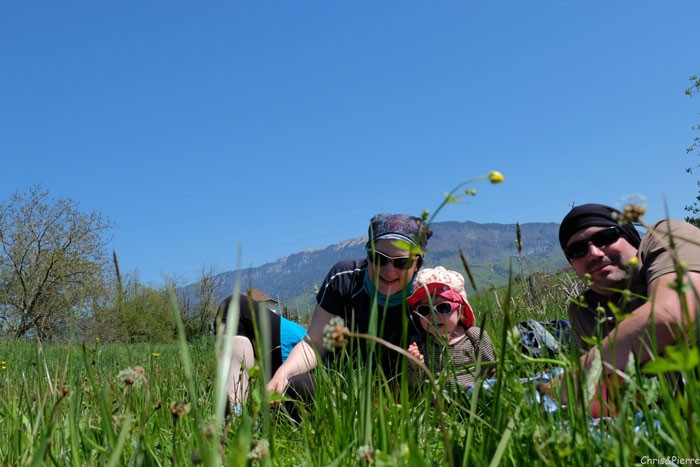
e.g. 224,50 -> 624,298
414,301 -> 459,317
367,250 -> 416,270
564,227 -> 622,259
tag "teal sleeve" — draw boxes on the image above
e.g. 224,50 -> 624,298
279,319 -> 307,362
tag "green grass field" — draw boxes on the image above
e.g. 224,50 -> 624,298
1,177 -> 697,465
0,270 -> 697,466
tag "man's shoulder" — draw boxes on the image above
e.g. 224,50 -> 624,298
644,219 -> 700,241
640,218 -> 700,257
639,218 -> 700,279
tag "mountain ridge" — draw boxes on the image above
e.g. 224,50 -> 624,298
190,220 -> 566,315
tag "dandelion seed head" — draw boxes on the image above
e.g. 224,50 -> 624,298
169,400 -> 191,419
622,204 -> 646,223
619,195 -> 647,223
248,439 -> 270,462
202,423 -> 216,438
356,445 -> 375,463
117,367 -> 141,386
323,316 -> 349,351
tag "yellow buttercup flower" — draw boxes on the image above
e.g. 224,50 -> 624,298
488,171 -> 504,184
151,352 -> 160,358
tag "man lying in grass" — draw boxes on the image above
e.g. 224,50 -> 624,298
556,203 -> 700,410
406,266 -> 496,388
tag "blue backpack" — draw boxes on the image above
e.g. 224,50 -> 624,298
516,319 -> 572,357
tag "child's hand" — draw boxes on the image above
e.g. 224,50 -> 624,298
407,342 -> 424,367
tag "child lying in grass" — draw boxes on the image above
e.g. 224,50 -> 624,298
406,266 -> 496,387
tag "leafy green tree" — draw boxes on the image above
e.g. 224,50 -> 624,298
0,185 -> 114,339
119,282 -> 175,342
684,74 -> 700,227
91,273 -> 176,343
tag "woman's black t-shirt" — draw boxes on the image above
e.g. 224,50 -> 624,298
316,258 -> 418,375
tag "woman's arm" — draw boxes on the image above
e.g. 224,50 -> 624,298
266,305 -> 335,394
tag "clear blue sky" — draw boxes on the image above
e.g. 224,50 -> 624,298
1,1 -> 698,286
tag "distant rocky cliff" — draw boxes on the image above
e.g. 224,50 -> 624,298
186,220 -> 566,315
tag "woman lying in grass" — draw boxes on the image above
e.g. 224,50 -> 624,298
215,294 -> 307,417
406,266 -> 496,388
266,213 -> 432,399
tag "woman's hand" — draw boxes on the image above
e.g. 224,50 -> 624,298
266,368 -> 290,397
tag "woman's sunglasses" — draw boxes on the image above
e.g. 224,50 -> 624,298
367,250 -> 416,270
564,226 -> 622,259
414,301 -> 459,317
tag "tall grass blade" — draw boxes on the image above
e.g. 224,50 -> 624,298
213,266 -> 242,427
106,413 -> 133,467
488,404 -> 520,467
169,288 -> 211,465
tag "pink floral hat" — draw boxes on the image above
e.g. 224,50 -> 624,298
407,266 -> 475,327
